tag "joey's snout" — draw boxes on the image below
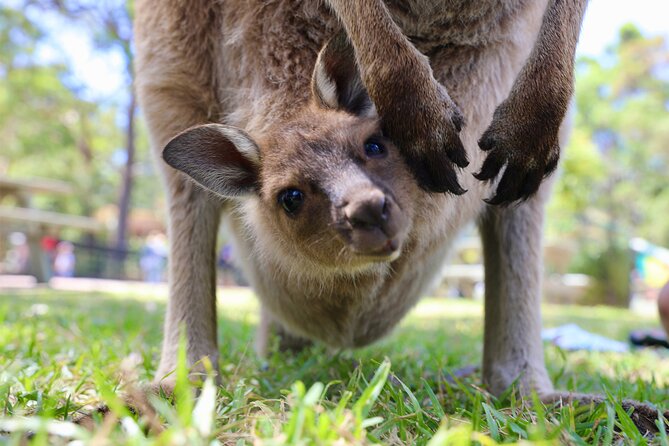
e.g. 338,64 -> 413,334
344,189 -> 388,231
338,188 -> 408,259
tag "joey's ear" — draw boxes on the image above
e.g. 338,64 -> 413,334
311,32 -> 374,116
163,124 -> 260,198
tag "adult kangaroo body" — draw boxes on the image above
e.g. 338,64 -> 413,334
134,0 -> 586,398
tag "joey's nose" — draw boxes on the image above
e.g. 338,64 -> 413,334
344,190 -> 388,230
338,187 -> 408,259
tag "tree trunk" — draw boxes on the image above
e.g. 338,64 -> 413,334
112,90 -> 136,278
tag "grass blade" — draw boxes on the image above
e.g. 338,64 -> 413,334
353,359 -> 391,419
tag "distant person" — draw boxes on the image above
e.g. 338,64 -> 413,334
629,279 -> 669,349
217,244 -> 236,286
140,232 -> 167,283
659,280 -> 669,338
53,241 -> 76,277
6,232 -> 30,274
41,233 -> 59,278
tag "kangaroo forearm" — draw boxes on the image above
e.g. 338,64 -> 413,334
324,0 -> 424,106
324,0 -> 469,196
475,0 -> 588,204
513,0 -> 588,106
325,0 -> 409,63
540,0 -> 589,61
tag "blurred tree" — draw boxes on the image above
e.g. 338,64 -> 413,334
2,6 -> 667,292
0,4 -> 121,218
0,1 -> 161,279
26,0 -> 137,275
547,25 -> 669,306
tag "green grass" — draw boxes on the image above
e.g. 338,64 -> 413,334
0,288 -> 668,445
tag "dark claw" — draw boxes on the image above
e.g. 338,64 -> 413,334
544,153 -> 559,177
447,137 -> 470,168
518,168 -> 543,199
473,150 -> 506,181
439,170 -> 467,195
477,132 -> 496,151
408,149 -> 467,195
484,167 -> 523,206
451,112 -> 464,133
483,194 -> 506,206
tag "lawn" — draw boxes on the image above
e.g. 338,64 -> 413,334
0,287 -> 668,445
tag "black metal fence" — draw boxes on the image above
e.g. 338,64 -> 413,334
2,236 -> 248,285
71,242 -> 145,280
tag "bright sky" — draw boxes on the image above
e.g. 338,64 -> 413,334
31,0 -> 669,103
578,0 -> 669,56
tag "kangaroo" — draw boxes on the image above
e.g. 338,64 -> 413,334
130,2 -> 669,433
134,0 -> 579,399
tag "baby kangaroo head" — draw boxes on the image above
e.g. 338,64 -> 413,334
260,110 -> 415,270
162,34 -> 417,272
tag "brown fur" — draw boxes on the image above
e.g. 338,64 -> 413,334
134,0 -> 586,400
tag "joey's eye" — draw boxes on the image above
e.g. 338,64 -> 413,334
364,139 -> 386,158
278,188 -> 304,214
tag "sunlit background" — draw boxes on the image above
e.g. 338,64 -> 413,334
1,0 -> 668,309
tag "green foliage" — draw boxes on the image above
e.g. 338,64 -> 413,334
0,6 -> 118,216
0,2 -> 160,245
3,0 -> 668,282
548,25 -> 669,304
0,6 -> 41,66
0,290 -> 667,444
